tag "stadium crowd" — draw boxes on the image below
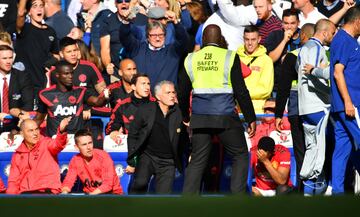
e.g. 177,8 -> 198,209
0,0 -> 359,196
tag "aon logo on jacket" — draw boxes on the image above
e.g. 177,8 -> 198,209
54,105 -> 77,116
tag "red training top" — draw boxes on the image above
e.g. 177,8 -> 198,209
6,130 -> 67,194
0,177 -> 5,192
251,144 -> 292,190
62,149 -> 123,194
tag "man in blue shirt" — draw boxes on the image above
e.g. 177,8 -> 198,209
330,6 -> 360,195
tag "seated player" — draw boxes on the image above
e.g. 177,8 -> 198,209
251,136 -> 292,196
61,129 -> 123,195
6,118 -> 70,194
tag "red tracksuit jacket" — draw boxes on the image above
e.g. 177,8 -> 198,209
62,149 -> 123,194
6,130 -> 67,194
0,177 -> 5,192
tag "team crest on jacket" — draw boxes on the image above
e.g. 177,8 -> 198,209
79,74 -> 87,82
68,96 -> 76,104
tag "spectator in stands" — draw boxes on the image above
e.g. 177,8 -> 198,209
329,6 -> 360,195
0,31 -> 25,71
322,0 -> 357,23
292,0 -> 355,27
67,0 -> 82,26
107,58 -> 137,108
6,118 -> 70,194
253,0 -> 282,45
237,25 -> 274,114
128,81 -> 183,194
0,177 -> 5,192
154,0 -> 193,42
179,25 -> 256,194
293,0 -> 327,27
76,39 -> 103,72
275,23 -> 315,193
0,0 -> 17,34
16,0 -> 59,104
61,129 -> 123,195
77,0 -> 112,55
265,9 -> 301,93
297,19 -> 336,195
251,136 -> 292,196
35,60 -> 109,137
119,12 -> 188,91
100,0 -> 131,78
204,0 -> 258,50
251,98 -> 290,149
44,0 -> 74,40
186,1 -> 208,51
67,26 -> 84,40
316,0 -> 344,18
265,9 -> 301,64
0,45 -> 33,134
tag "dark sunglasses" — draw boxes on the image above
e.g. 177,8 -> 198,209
116,0 -> 131,3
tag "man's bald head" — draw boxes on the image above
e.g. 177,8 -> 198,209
20,119 -> 41,148
120,58 -> 136,70
314,19 -> 336,45
119,58 -> 137,84
315,19 -> 335,34
20,119 -> 37,131
202,25 -> 222,46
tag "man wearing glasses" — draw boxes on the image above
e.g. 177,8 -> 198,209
119,6 -> 188,92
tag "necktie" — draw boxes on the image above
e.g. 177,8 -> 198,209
2,77 -> 9,113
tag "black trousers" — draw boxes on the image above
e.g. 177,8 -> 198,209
183,127 -> 249,194
288,115 -> 305,191
130,152 -> 175,194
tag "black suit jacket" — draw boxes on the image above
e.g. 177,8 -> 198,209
127,102 -> 184,172
0,69 -> 34,130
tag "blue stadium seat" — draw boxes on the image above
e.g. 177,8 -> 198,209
109,152 -> 132,195
0,152 -> 13,188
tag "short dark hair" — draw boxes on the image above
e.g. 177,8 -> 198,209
343,5 -> 360,24
244,25 -> 259,34
26,0 -> 45,11
0,44 -> 13,52
74,129 -> 93,144
59,36 -> 77,51
282,8 -> 299,21
55,60 -> 72,72
258,136 -> 275,153
130,73 -> 149,85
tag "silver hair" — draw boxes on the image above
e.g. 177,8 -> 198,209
154,80 -> 175,96
146,21 -> 166,36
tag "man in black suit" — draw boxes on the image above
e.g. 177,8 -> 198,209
127,80 -> 183,194
0,45 -> 33,133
